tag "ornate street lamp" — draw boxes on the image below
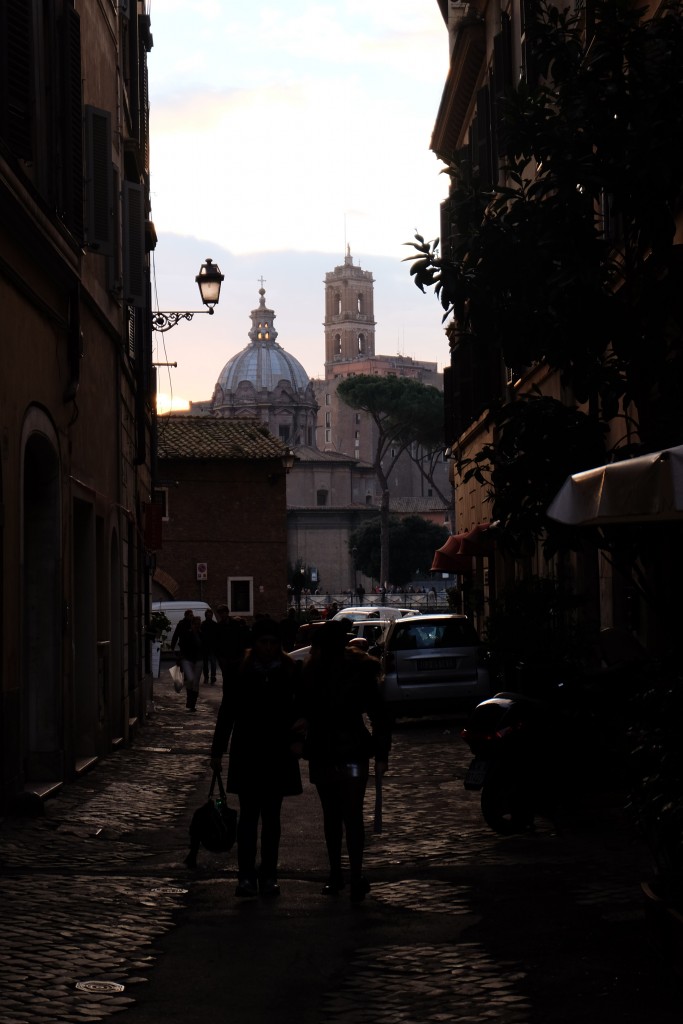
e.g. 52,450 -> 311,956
152,258 -> 224,332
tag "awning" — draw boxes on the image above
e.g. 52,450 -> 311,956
430,524 -> 496,573
547,446 -> 683,526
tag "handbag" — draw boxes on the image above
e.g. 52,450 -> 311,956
169,663 -> 184,693
184,771 -> 237,868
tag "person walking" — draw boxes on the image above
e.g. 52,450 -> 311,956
210,619 -> 305,898
177,615 -> 204,711
214,605 -> 250,693
299,619 -> 391,903
200,609 -> 218,685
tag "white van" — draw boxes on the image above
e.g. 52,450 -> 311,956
152,600 -> 211,653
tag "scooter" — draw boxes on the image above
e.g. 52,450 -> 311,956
461,690 -> 571,834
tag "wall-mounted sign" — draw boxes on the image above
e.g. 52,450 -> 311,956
196,562 -> 208,580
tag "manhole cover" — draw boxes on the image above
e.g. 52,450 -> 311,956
151,886 -> 188,895
75,980 -> 125,994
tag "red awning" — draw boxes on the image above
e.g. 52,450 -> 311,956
430,524 -> 495,574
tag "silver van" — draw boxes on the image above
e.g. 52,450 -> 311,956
380,613 -> 491,717
152,600 -> 211,653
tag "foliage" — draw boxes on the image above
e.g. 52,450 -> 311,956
338,374 -> 449,584
406,0 -> 683,547
459,393 -> 608,555
349,515 -> 449,587
337,374 -> 445,461
484,575 -> 596,685
148,610 -> 172,640
627,676 -> 683,910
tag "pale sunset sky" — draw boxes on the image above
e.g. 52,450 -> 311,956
147,1 -> 451,412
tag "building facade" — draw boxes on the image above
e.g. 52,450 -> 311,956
153,417 -> 292,620
177,259 -> 451,596
430,0 -> 683,641
1,1 -> 156,809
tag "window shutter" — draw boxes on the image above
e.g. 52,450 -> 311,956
476,86 -> 493,189
492,14 -> 513,163
0,0 -> 33,160
123,181 -> 146,307
61,6 -> 84,242
85,105 -> 113,254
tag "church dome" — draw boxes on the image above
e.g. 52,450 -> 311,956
210,286 -> 318,448
214,287 -> 310,396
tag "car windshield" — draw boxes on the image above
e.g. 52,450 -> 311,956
390,619 -> 479,651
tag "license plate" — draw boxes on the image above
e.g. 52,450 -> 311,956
415,657 -> 458,671
464,758 -> 488,790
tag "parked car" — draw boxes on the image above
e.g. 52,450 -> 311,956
331,606 -> 414,622
379,613 -> 491,717
289,619 -> 390,662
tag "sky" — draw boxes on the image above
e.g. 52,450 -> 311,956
147,1 -> 451,412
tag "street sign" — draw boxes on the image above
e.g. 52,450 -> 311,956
196,562 -> 208,580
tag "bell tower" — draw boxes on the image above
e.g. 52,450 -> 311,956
323,247 -> 376,366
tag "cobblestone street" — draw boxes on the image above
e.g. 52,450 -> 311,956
0,667 -> 680,1024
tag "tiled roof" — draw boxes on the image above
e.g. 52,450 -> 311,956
390,496 -> 451,514
292,445 -> 358,464
156,415 -> 288,461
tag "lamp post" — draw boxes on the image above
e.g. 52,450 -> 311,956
152,258 -> 224,332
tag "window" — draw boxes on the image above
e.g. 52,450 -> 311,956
354,431 -> 360,440
316,489 -> 328,507
152,487 -> 169,520
325,429 -> 331,443
358,333 -> 365,354
355,413 -> 361,424
357,293 -> 363,313
228,577 -> 253,616
279,424 -> 290,441
325,393 -> 331,405
325,412 -> 331,428
334,334 -> 342,355
336,293 -> 341,314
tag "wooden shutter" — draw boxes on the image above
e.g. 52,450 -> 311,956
476,86 -> 493,190
61,6 -> 84,242
85,106 -> 113,254
0,0 -> 33,160
123,181 -> 146,308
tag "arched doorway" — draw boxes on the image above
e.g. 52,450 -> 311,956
22,429 -> 62,781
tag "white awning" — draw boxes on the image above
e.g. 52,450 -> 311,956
547,446 -> 683,525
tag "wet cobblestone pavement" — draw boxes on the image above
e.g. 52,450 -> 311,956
1,671 -> 680,1024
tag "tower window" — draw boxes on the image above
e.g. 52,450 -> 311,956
358,333 -> 365,354
334,333 -> 341,355
336,293 -> 341,314
357,294 -> 363,313
325,412 -> 331,427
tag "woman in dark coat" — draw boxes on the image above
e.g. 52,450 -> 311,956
210,619 -> 304,898
300,619 -> 391,903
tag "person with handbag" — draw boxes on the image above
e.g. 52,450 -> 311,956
299,619 -> 391,903
210,618 -> 305,897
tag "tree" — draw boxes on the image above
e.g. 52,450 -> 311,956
337,374 -> 448,584
406,0 -> 683,553
350,515 -> 449,587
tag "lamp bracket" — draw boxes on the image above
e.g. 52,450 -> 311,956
152,309 -> 215,333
